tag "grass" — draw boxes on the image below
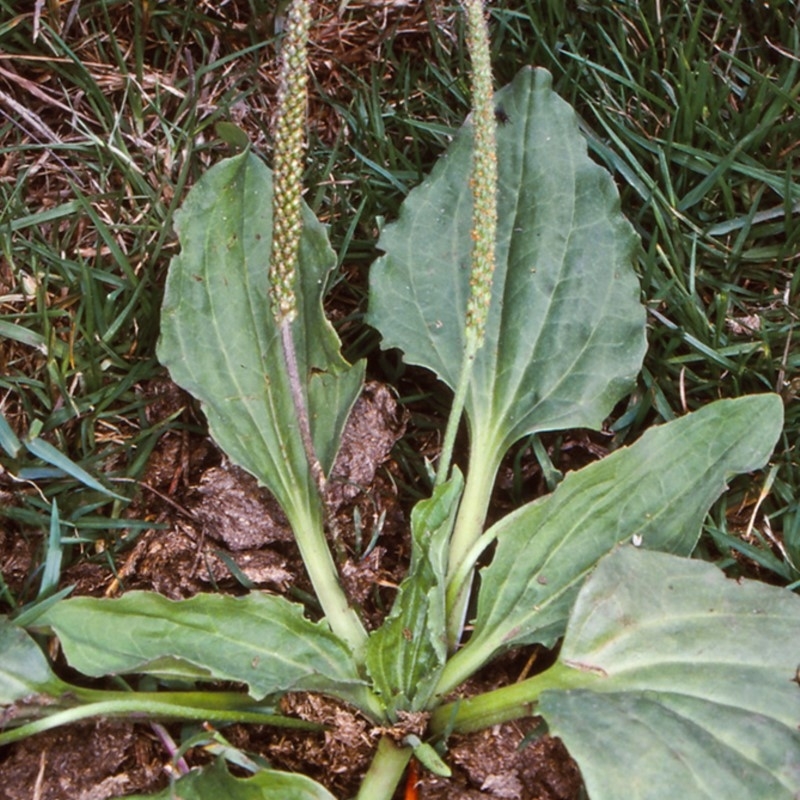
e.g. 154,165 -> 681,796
0,0 -> 280,607
0,0 -> 798,617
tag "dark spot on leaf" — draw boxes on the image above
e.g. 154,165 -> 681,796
495,106 -> 511,125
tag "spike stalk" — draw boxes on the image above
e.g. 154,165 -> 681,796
268,0 -> 367,657
269,0 -> 326,498
436,0 -> 499,652
435,0 -> 498,491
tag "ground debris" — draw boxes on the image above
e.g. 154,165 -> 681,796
418,727 -> 582,800
192,464 -> 294,550
0,720 -> 165,800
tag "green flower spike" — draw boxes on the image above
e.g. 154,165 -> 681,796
435,0 -> 498,489
269,0 -> 312,324
267,0 -> 327,495
462,0 -> 498,350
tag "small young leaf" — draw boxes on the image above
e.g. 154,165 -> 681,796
539,547 -> 800,800
366,472 -> 463,714
215,121 -> 250,151
404,735 -> 452,778
447,394 -> 783,683
37,591 -> 367,705
118,758 -> 336,800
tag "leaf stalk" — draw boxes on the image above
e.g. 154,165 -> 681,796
430,661 -> 588,736
355,736 -> 413,800
0,689 -> 313,747
286,501 -> 370,662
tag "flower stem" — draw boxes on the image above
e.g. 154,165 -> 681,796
280,317 -> 326,496
269,0 -> 327,499
356,736 -> 413,800
432,0 -> 502,657
267,0 -> 368,657
435,0 -> 497,489
444,429 -> 502,650
434,339 -> 475,489
287,500 -> 369,662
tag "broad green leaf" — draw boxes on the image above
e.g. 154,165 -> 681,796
456,394 -> 783,674
37,591 -> 366,704
366,472 -> 463,714
368,66 -> 646,474
539,547 -> 800,800
0,618 -> 65,702
158,150 -> 364,521
120,758 -> 336,800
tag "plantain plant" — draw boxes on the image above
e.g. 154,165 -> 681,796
1,2 -> 798,798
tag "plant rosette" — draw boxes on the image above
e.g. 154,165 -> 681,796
2,58 -> 797,800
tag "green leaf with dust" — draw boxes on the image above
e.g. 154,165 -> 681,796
368,66 -> 646,477
36,591 -> 366,705
119,758 -> 336,800
457,394 -> 783,671
366,472 -> 463,714
538,547 -> 800,800
0,618 -> 66,703
158,150 -> 364,521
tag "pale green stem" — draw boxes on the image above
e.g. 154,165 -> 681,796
437,0 -> 497,484
444,427 -> 503,650
267,0 -> 368,660
431,661 -> 590,736
440,0 -> 498,637
288,501 -> 370,663
280,318 -> 326,496
444,525 -> 499,620
434,625 -> 500,701
0,690 -> 313,747
270,0 -> 326,499
355,736 -> 413,800
434,333 -> 478,488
